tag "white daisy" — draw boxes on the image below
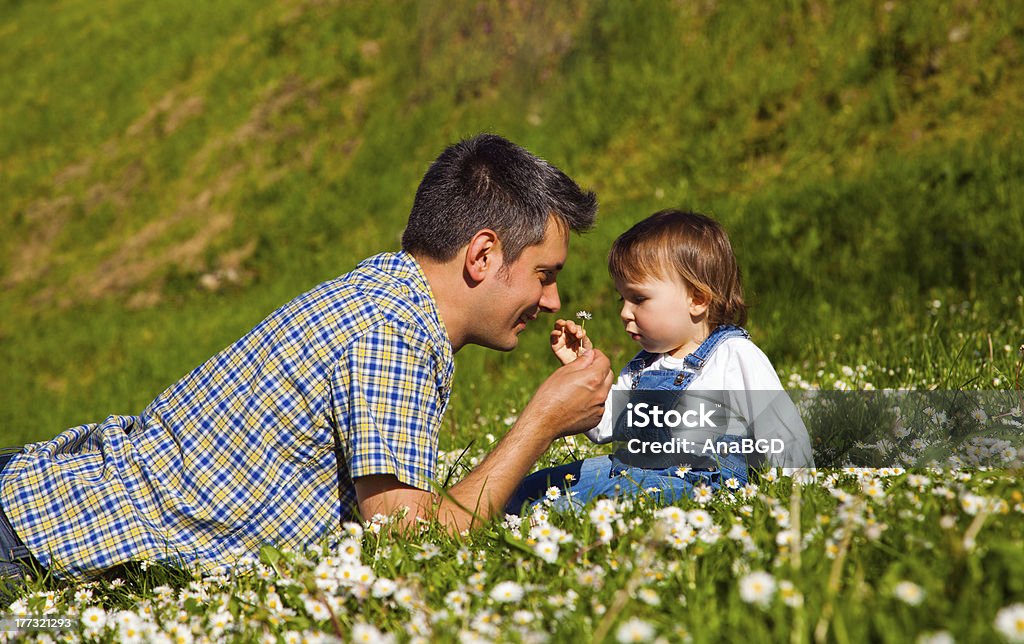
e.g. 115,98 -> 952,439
534,541 -> 560,564
739,571 -> 777,607
489,581 -> 525,603
687,509 -> 712,528
372,578 -> 397,598
893,581 -> 924,606
779,580 -> 804,608
692,484 -> 714,504
616,617 -> 655,643
512,610 -> 535,626
636,587 -> 661,606
352,622 -> 394,644
995,604 -> 1024,642
304,598 -> 331,622
81,606 -> 107,635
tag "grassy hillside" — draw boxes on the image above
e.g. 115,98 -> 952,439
2,0 -> 1023,445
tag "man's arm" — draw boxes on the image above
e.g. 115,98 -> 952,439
355,349 -> 613,532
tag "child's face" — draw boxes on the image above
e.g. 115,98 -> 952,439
615,273 -> 708,358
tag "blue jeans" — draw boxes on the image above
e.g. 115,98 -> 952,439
1,450 -> 38,584
506,448 -> 747,515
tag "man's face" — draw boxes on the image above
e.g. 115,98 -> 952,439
477,217 -> 568,351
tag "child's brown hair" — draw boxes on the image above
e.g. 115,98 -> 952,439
608,209 -> 747,328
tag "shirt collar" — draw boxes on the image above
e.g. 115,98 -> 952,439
360,250 -> 453,362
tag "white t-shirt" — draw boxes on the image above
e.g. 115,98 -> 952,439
585,337 -> 814,468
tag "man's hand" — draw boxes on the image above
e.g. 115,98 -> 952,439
549,319 -> 593,365
519,348 -> 613,439
353,349 -> 612,534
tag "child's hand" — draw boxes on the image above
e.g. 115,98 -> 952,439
550,319 -> 593,365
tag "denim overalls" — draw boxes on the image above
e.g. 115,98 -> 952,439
1,449 -> 41,589
506,325 -> 751,515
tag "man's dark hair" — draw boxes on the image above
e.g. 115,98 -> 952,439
401,134 -> 597,264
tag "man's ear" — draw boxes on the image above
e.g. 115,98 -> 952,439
690,288 -> 711,317
464,229 -> 501,282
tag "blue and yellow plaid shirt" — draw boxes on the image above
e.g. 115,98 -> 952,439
0,252 -> 454,578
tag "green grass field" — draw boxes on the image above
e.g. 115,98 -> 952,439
2,0 -> 1023,641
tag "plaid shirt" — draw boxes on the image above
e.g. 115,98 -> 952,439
0,252 -> 454,578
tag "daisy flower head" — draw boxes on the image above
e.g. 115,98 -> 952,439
960,493 -> 987,516
893,581 -> 925,606
114,610 -> 144,638
170,623 -> 198,644
534,540 -> 560,563
414,543 -> 441,561
995,603 -> 1024,643
775,530 -> 798,547
352,622 -> 395,644
81,606 -> 108,635
530,523 -> 556,541
687,509 -> 712,528
372,578 -> 397,598
342,521 -> 364,539
636,587 -> 661,606
693,483 -> 714,504
594,521 -> 615,543
304,598 -> 331,622
577,566 -> 605,589
656,505 -> 686,523
336,538 -> 361,562
728,523 -> 750,540
575,310 -> 592,322
616,617 -> 655,643
490,581 -> 525,603
512,610 -> 535,626
445,590 -> 470,615
779,580 -> 804,608
739,571 -> 777,608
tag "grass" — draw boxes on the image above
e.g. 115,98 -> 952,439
4,462 -> 1024,642
2,0 -> 1024,640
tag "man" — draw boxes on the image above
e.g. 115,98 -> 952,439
0,134 -> 613,580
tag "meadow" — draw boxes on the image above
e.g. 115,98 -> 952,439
1,0 -> 1023,641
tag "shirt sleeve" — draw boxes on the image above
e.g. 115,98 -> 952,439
711,340 -> 815,469
584,367 -> 634,444
331,323 -> 445,492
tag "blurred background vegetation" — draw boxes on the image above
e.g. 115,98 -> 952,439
2,0 -> 1022,446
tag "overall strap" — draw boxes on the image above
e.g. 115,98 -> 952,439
674,324 -> 750,389
625,350 -> 659,389
683,324 -> 749,371
625,350 -> 659,371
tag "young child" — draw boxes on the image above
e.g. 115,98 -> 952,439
506,209 -> 812,514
